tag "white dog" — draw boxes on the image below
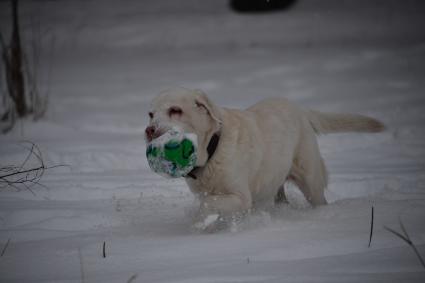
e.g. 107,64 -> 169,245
145,87 -> 384,228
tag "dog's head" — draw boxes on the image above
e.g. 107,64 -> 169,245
145,87 -> 222,166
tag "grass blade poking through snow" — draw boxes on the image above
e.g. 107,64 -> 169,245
384,218 -> 425,269
78,248 -> 86,283
127,274 -> 138,283
1,238 -> 10,257
368,205 -> 374,247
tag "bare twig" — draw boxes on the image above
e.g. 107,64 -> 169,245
18,142 -> 34,171
1,238 -> 11,257
0,141 -> 69,194
384,218 -> 425,269
368,205 -> 374,247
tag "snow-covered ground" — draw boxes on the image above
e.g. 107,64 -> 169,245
1,0 -> 425,282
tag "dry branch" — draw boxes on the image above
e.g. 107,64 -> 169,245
384,218 -> 425,269
0,141 -> 68,195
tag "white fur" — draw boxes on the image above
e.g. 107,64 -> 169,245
147,87 -> 385,221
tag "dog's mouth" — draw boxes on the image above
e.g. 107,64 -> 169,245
153,130 -> 165,140
145,128 -> 166,143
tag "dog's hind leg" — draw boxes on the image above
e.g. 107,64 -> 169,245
290,134 -> 328,206
274,184 -> 289,204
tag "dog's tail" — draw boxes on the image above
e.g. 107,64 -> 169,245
307,110 -> 385,135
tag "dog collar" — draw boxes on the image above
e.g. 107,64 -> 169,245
185,132 -> 220,180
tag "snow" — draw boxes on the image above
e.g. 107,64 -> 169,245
1,0 -> 425,282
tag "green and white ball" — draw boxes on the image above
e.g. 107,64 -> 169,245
146,129 -> 197,178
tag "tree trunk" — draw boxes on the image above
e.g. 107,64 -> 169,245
9,0 -> 27,117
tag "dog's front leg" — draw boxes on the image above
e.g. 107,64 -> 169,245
194,192 -> 252,232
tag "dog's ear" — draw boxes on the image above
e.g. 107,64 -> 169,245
194,89 -> 222,126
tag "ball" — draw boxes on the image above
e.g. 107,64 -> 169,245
146,129 -> 197,178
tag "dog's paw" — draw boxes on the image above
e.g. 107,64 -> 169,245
193,214 -> 219,230
192,214 -> 228,233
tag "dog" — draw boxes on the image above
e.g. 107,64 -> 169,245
145,87 -> 385,228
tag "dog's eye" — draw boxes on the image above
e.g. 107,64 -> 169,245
149,112 -> 154,119
168,107 -> 183,117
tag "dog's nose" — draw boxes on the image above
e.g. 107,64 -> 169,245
145,126 -> 156,141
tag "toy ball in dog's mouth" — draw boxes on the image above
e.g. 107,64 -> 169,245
146,128 -> 197,178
